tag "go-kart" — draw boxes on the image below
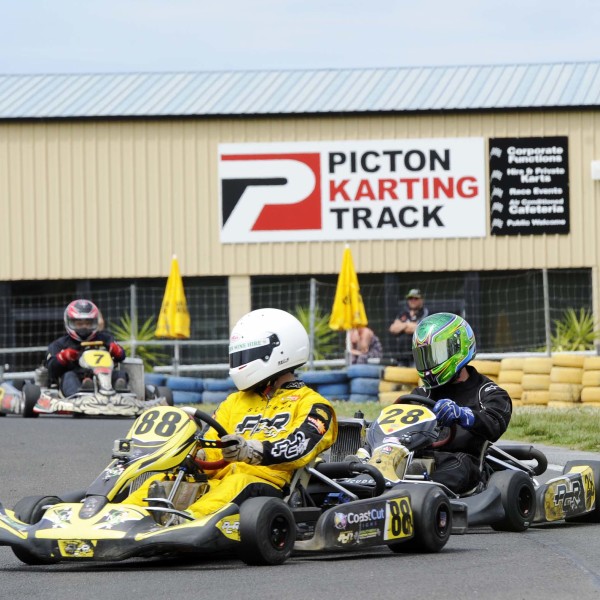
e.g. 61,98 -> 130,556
10,341 -> 173,418
0,404 -> 456,567
351,394 -> 600,531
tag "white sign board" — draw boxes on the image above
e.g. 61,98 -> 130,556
219,138 -> 486,243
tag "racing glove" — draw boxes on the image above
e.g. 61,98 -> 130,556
109,342 -> 125,361
56,348 -> 80,365
433,398 -> 475,429
220,434 -> 264,465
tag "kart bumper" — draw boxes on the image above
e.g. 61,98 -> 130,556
0,502 -> 240,562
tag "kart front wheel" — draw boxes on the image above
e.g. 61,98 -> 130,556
238,497 -> 296,565
22,383 -> 41,418
489,470 -> 535,532
12,495 -> 61,565
388,485 -> 452,553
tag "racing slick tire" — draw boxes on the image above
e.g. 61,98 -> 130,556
563,460 -> 600,523
238,497 -> 296,565
489,470 -> 536,532
12,495 -> 61,564
22,383 -> 41,418
388,485 -> 452,553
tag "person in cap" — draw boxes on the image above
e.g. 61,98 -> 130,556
389,288 -> 429,366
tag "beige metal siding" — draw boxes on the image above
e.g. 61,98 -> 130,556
0,110 -> 598,280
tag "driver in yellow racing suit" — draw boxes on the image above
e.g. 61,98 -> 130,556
125,308 -> 337,521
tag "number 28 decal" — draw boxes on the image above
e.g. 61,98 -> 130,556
377,404 -> 435,434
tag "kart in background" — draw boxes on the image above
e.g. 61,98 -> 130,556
0,342 -> 172,418
0,404 -> 456,567
344,394 -> 600,531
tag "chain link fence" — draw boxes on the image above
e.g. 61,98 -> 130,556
0,267 -> 595,378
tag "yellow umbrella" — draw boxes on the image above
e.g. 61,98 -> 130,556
329,245 -> 368,331
156,255 -> 191,339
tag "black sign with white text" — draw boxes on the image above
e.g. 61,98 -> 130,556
489,136 -> 569,235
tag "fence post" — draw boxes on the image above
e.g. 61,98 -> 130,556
129,284 -> 137,358
542,269 -> 551,356
308,278 -> 317,369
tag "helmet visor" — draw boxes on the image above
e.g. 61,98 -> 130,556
413,336 -> 461,372
229,334 -> 280,368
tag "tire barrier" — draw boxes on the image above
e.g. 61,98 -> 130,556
144,373 -> 167,386
203,377 -> 236,392
316,383 -> 351,400
522,357 -> 553,374
172,390 -> 203,405
166,376 -> 204,393
202,390 -> 230,404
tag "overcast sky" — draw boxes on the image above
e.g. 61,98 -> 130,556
1,0 -> 599,75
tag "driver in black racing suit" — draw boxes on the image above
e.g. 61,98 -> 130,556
405,312 -> 512,494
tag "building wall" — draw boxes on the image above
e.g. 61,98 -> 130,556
0,109 -> 599,281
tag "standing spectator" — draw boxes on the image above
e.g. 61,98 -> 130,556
389,288 -> 429,366
349,326 -> 383,364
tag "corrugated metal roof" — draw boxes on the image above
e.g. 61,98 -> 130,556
1,62 -> 600,119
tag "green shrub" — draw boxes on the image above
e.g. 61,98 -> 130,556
551,308 -> 600,351
294,305 -> 340,361
109,314 -> 169,372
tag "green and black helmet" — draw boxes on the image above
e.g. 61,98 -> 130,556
412,312 -> 476,388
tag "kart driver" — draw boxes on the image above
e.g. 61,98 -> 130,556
46,299 -> 128,397
405,312 -> 512,494
125,308 -> 338,523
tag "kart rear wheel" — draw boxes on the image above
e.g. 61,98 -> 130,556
238,497 -> 296,565
564,460 -> 600,523
22,383 -> 41,418
489,470 -> 535,532
388,485 -> 452,553
12,495 -> 61,565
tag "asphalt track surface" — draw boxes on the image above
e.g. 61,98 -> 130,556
1,416 -> 600,600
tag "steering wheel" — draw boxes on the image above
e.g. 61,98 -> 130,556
392,393 -> 456,448
183,409 -> 232,471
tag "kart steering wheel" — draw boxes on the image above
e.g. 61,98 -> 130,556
185,409 -> 232,471
393,393 -> 456,448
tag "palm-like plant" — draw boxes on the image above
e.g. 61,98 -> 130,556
551,308 -> 600,351
109,314 -> 169,372
294,304 -> 340,361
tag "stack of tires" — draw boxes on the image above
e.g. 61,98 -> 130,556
548,354 -> 584,408
300,370 -> 350,401
165,376 -> 204,405
581,356 -> 600,407
145,373 -> 167,387
347,364 -> 384,403
378,366 -> 420,405
470,360 -> 500,383
498,358 -> 527,405
202,377 -> 236,404
520,357 -> 553,407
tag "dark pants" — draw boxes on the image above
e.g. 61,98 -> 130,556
430,451 -> 481,495
60,369 -> 128,397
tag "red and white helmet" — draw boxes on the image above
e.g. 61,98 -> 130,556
64,299 -> 100,341
229,308 -> 309,391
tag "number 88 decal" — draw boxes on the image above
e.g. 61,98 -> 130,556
385,497 -> 413,540
134,409 -> 183,438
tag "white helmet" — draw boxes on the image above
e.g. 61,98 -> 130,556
229,308 -> 309,391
